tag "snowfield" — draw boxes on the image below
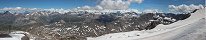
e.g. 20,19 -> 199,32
0,34 -> 24,40
0,31 -> 35,40
0,31 -> 26,40
87,9 -> 206,40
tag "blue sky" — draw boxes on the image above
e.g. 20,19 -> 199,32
0,0 -> 205,11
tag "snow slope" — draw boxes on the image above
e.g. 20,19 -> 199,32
0,31 -> 34,40
0,34 -> 24,40
0,32 -> 25,40
87,8 -> 205,40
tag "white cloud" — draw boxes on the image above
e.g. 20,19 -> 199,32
133,0 -> 144,4
99,0 -> 131,10
0,7 -> 23,10
16,7 -> 22,10
143,9 -> 162,13
95,5 -> 103,10
0,0 -> 145,13
0,7 -> 70,13
81,5 -> 92,10
43,8 -> 70,13
75,5 -> 102,10
0,7 -> 40,11
77,0 -> 144,10
169,4 -> 204,13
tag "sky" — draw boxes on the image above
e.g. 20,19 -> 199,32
0,0 -> 205,12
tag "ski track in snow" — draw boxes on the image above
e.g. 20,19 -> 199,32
87,9 -> 206,40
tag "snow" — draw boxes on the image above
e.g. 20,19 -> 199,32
0,31 -> 35,40
0,34 -> 24,40
87,8 -> 205,40
0,31 -> 26,40
139,17 -> 205,40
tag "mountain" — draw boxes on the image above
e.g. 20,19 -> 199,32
87,8 -> 205,40
0,9 -> 198,40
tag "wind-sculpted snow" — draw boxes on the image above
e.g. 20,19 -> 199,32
0,9 -> 195,40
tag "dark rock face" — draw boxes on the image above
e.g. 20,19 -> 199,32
96,15 -> 116,24
21,34 -> 30,40
3,11 -> 11,14
163,13 -> 191,20
0,34 -> 11,38
145,21 -> 160,30
0,12 -> 18,31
